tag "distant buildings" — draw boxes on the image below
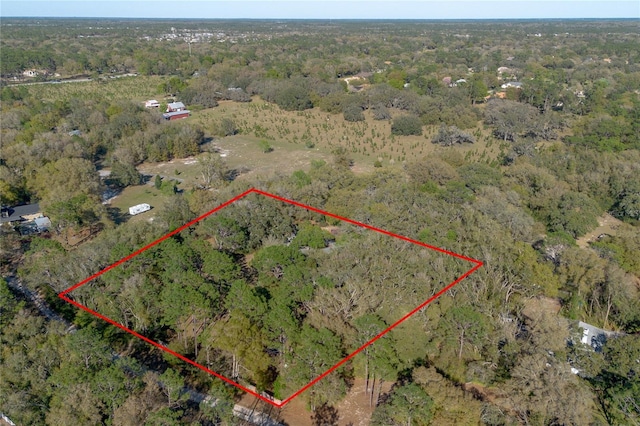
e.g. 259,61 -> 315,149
163,111 -> 191,120
21,69 -> 50,78
501,81 -> 523,89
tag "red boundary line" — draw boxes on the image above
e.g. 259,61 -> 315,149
59,187 -> 483,409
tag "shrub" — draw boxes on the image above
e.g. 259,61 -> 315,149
217,118 -> 238,136
343,104 -> 365,122
391,114 -> 423,136
274,86 -> 313,111
432,124 -> 476,146
258,139 -> 273,153
291,170 -> 312,188
371,103 -> 391,120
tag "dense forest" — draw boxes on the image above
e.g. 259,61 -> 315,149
1,18 -> 639,425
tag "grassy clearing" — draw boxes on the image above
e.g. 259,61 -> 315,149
135,137 -> 340,189
212,134 -> 341,179
136,158 -> 202,189
22,76 -> 164,104
108,183 -> 175,222
146,97 -> 508,186
576,213 -> 625,249
194,98 -> 506,168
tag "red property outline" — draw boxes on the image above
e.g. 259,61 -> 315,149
59,188 -> 483,408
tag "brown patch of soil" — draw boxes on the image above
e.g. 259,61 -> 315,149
334,378 -> 392,426
462,382 -> 502,404
321,225 -> 341,236
277,378 -> 391,426
522,296 -> 562,321
576,213 -> 624,249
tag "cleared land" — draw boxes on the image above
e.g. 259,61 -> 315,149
21,75 -> 164,103
196,99 -> 505,167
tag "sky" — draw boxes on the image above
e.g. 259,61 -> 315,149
1,0 -> 638,20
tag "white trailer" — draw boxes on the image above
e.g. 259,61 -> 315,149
129,203 -> 151,215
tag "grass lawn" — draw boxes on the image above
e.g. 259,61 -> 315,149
108,183 -> 176,223
212,134 -> 346,178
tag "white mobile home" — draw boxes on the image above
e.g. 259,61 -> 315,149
129,203 -> 151,215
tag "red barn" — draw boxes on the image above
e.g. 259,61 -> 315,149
163,110 -> 191,120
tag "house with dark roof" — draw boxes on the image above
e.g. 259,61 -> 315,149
0,203 -> 42,224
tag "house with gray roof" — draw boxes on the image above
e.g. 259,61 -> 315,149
0,203 -> 41,224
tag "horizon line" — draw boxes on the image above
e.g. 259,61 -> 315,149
3,16 -> 638,20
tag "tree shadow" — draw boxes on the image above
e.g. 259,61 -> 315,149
140,174 -> 153,185
311,404 -> 339,426
226,165 -> 250,181
106,206 -> 129,225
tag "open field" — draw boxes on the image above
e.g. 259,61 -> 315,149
195,98 -> 507,168
107,180 -> 178,223
22,75 -> 164,103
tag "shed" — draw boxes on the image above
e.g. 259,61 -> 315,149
145,100 -> 160,108
34,216 -> 52,232
163,110 -> 191,121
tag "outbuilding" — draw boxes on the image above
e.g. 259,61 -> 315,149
166,101 -> 186,112
162,110 -> 191,120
